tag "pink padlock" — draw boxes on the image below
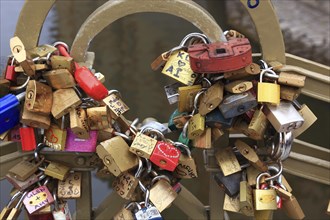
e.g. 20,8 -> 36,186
23,186 -> 54,214
65,129 -> 97,152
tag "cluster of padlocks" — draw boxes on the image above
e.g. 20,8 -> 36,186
0,31 -> 317,219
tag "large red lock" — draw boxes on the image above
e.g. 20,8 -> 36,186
55,43 -> 108,101
5,58 -> 16,82
188,38 -> 252,73
150,141 -> 181,171
19,125 -> 36,151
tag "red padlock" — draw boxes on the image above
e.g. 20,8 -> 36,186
55,43 -> 108,101
149,141 -> 181,171
5,58 -> 16,82
188,38 -> 252,73
19,125 -> 36,151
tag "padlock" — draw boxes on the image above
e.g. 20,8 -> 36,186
0,92 -> 25,134
65,129 -> 97,152
280,85 -> 301,101
8,156 -> 45,181
264,71 -> 306,88
164,82 -> 181,105
140,121 -> 169,135
27,44 -> 57,58
211,127 -> 225,145
292,100 -> 317,138
5,57 -> 17,82
225,80 -> 253,94
21,104 -> 51,129
112,159 -> 142,200
114,203 -> 137,220
223,194 -> 242,214
162,50 -> 197,86
15,63 -> 49,73
192,127 -> 212,149
52,190 -> 72,220
178,85 -> 202,112
97,136 -> 139,176
188,38 -> 252,73
223,63 -> 261,80
282,195 -> 305,219
28,204 -> 54,220
253,173 -> 277,211
168,109 -> 187,131
177,130 -> 192,149
149,176 -> 178,212
102,90 -> 129,119
247,107 -> 268,140
235,140 -> 268,172
205,108 -> 234,129
198,82 -> 224,116
44,124 -> 67,151
51,88 -> 82,119
69,108 -> 90,139
187,113 -> 205,140
246,166 -> 260,187
224,29 -> 245,39
129,132 -> 158,159
97,127 -> 115,142
56,43 -> 108,100
264,101 -> 304,132
57,172 -> 81,199
0,79 -> 10,97
173,142 -> 198,178
23,185 -> 54,214
0,191 -> 22,220
25,80 -> 53,115
50,55 -> 75,73
151,51 -> 170,71
134,203 -> 163,220
257,69 -> 280,105
20,125 -> 36,151
219,91 -> 257,119
6,191 -> 28,220
86,106 -> 111,130
213,170 -> 241,197
239,170 -> 254,216
5,172 -> 44,191
215,147 -> 241,176
149,141 -> 181,171
41,161 -> 70,181
172,114 -> 191,130
43,69 -> 76,89
10,36 -> 36,76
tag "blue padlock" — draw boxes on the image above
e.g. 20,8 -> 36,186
205,108 -> 234,129
0,92 -> 25,134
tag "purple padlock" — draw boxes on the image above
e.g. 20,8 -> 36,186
65,129 -> 98,152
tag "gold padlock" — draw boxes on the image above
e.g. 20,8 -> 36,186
25,80 -> 53,115
280,85 -> 301,101
103,90 -> 129,119
278,71 -> 306,88
239,171 -> 254,216
224,80 -> 253,94
114,204 -> 135,220
173,143 -> 198,178
253,173 -> 277,211
162,50 -> 197,86
292,101 -> 317,138
129,132 -> 157,159
178,85 -> 202,112
215,147 -> 241,176
198,82 -> 224,116
96,136 -> 139,176
15,64 -> 48,72
282,195 -> 305,219
27,44 -> 57,58
43,69 -> 76,89
44,124 -> 67,151
187,113 -> 205,140
50,55 -> 75,73
247,108 -> 268,140
257,69 -> 280,105
151,51 -> 170,71
58,172 -> 82,199
223,194 -> 242,214
51,88 -> 82,119
21,105 -> 51,129
43,161 -> 70,181
97,127 -> 115,142
86,106 -> 111,130
192,127 -> 212,149
224,63 -> 260,80
70,108 -> 90,139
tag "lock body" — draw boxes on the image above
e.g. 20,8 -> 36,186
44,162 -> 70,180
198,82 -> 224,115
103,93 -> 129,119
150,141 -> 181,171
257,82 -> 280,104
178,85 -> 202,112
50,55 -> 75,73
129,132 -> 157,159
87,106 -> 111,130
205,108 -> 234,129
43,69 -> 76,89
112,172 -> 139,200
253,188 -> 277,210
213,171 -> 241,197
51,88 -> 82,119
21,105 -> 51,129
173,154 -> 198,178
23,186 -> 54,214
188,38 -> 252,73
0,94 -> 21,134
58,172 -> 82,199
70,108 -> 90,139
25,80 -> 53,115
187,113 -> 205,139
65,129 -> 97,152
149,180 -> 178,212
44,125 -> 67,151
20,126 -> 36,151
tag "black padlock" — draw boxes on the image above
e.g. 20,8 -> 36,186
205,108 -> 234,129
213,170 -> 241,197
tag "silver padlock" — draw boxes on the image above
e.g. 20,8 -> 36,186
164,82 -> 181,105
263,101 -> 304,132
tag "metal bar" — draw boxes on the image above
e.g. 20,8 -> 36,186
173,184 -> 207,220
209,174 -> 224,220
94,191 -> 126,220
75,171 -> 92,220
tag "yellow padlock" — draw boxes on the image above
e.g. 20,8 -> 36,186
257,69 -> 280,105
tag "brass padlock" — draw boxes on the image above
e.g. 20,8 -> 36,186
280,85 -> 301,101
247,107 -> 268,140
97,127 -> 115,142
27,44 -> 57,58
20,104 -> 51,129
224,80 -> 253,94
129,132 -> 157,159
239,170 -> 254,216
253,173 -> 277,211
87,106 -> 111,130
151,51 -> 170,71
282,195 -> 305,219
223,194 -> 242,214
173,142 -> 198,178
114,204 -> 135,220
162,50 -> 197,86
50,55 -> 75,73
58,172 -> 82,199
44,123 -> 67,151
96,136 -> 139,176
8,156 -> 44,181
224,63 -> 260,80
103,90 -> 129,119
0,191 -> 21,220
15,64 -> 48,72
70,108 -> 90,139
192,127 -> 212,149
187,113 -> 205,140
25,80 -> 53,115
178,85 -> 202,112
257,69 -> 280,105
43,69 -> 76,89
198,82 -> 224,116
265,71 -> 306,88
292,100 -> 317,138
149,176 -> 178,212
215,147 -> 241,176
43,161 -> 70,181
51,88 -> 82,119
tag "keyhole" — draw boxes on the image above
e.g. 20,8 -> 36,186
208,103 -> 214,110
243,149 -> 249,155
238,84 -> 246,92
13,45 -> 22,53
160,159 -> 167,165
27,91 -> 34,99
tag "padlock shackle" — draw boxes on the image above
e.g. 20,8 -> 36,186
255,172 -> 271,189
174,142 -> 191,158
151,175 -> 171,186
